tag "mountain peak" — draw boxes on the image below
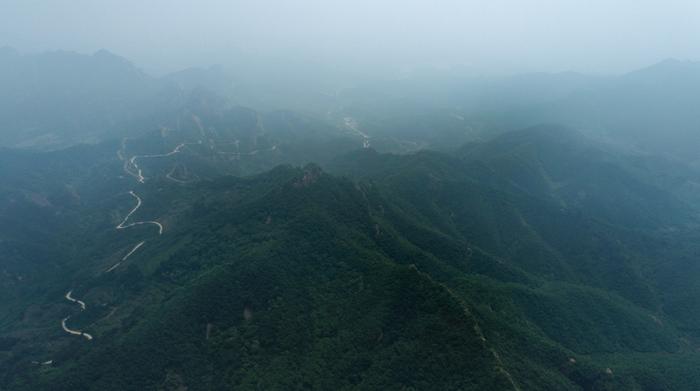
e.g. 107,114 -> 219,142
626,58 -> 700,81
93,48 -> 120,58
649,58 -> 699,70
92,48 -> 135,67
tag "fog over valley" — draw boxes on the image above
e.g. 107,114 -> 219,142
1,2 -> 700,390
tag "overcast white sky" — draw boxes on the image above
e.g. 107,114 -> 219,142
1,0 -> 698,74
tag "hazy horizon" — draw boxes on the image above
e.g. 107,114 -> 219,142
2,0 -> 698,76
6,3 -> 700,390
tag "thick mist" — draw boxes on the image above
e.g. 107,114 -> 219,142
2,0 -> 698,75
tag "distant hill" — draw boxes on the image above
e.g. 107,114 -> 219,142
329,59 -> 700,160
525,59 -> 700,160
0,49 -> 169,148
4,48 -> 698,161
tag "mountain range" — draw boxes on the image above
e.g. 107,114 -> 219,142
2,49 -> 700,390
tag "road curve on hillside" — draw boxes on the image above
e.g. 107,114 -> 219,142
61,317 -> 93,340
62,291 -> 93,340
125,142 -> 190,183
65,290 -> 86,310
116,191 -> 163,234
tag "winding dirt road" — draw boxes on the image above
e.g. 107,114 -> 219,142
116,191 -> 163,234
123,142 -> 188,183
61,317 -> 93,340
62,126 -> 270,340
62,291 -> 93,340
57,140 -> 178,340
65,290 -> 86,310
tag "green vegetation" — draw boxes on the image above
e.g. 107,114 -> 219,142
3,123 -> 700,390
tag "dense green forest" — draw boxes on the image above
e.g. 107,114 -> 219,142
3,48 -> 700,390
4,117 -> 700,389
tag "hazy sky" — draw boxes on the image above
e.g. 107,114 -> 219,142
2,0 -> 698,75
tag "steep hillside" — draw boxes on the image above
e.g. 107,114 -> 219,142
1,162 -> 517,390
4,125 -> 700,389
329,125 -> 700,389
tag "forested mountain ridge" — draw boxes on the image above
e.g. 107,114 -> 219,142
3,121 -> 700,389
0,153 -> 516,390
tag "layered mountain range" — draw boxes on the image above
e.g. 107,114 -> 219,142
2,49 -> 700,390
